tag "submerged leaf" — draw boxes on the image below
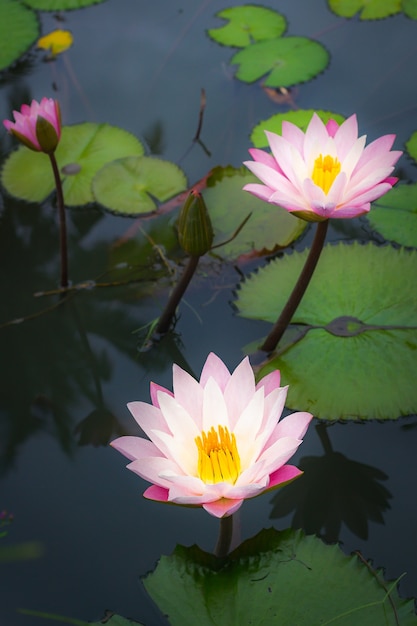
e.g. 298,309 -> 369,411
202,166 -> 306,260
92,156 -> 187,216
1,123 -> 145,206
231,36 -> 329,86
328,0 -> 401,18
368,183 -> 417,248
237,243 -> 417,420
207,5 -> 286,47
144,528 -> 417,626
0,0 -> 39,71
250,109 -> 345,148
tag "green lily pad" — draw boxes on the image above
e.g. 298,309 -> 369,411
328,0 -> 401,19
237,242 -> 417,420
207,5 -> 287,47
368,184 -> 417,248
250,109 -> 345,148
1,123 -> 144,206
405,130 -> 417,164
203,166 -> 306,261
231,36 -> 330,86
403,0 -> 417,19
22,0 -> 106,9
144,528 -> 417,626
0,0 -> 39,71
92,156 -> 187,216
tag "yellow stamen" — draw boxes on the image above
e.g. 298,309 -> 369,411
195,425 -> 241,484
311,154 -> 341,194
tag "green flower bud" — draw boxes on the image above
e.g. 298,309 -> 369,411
35,115 -> 60,153
177,190 -> 214,257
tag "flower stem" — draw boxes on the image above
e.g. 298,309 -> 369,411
215,514 -> 233,558
156,255 -> 200,334
260,219 -> 329,354
49,152 -> 69,288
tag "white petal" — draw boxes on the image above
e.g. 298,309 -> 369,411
224,356 -> 256,429
202,376 -> 230,431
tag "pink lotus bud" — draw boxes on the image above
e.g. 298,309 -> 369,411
3,97 -> 61,153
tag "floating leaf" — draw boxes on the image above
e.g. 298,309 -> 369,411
403,0 -> 417,19
207,5 -> 286,47
37,29 -> 73,56
22,0 -> 106,9
0,0 -> 39,71
92,156 -> 187,216
1,123 -> 145,206
144,528 -> 417,626
405,129 -> 417,163
202,166 -> 306,260
328,0 -> 401,19
237,243 -> 417,420
231,36 -> 329,86
368,184 -> 417,248
250,109 -> 345,148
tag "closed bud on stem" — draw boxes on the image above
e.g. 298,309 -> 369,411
35,114 -> 60,153
177,190 -> 214,257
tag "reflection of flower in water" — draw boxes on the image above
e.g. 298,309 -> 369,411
111,353 -> 312,518
244,113 -> 401,222
270,426 -> 391,542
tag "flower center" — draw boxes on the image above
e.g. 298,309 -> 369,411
195,425 -> 241,484
312,154 -> 341,194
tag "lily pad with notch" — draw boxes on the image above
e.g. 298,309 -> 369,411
1,123 -> 145,206
144,528 -> 417,626
207,5 -> 287,48
92,156 -> 187,216
237,242 -> 417,420
231,36 -> 330,87
327,0 -> 401,19
202,166 -> 306,261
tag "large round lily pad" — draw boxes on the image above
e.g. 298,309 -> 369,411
0,0 -> 39,71
231,36 -> 329,87
92,156 -> 187,216
250,109 -> 345,148
368,184 -> 417,248
207,5 -> 287,47
237,242 -> 417,420
1,123 -> 145,206
144,528 -> 417,625
202,166 -> 306,261
327,0 -> 401,19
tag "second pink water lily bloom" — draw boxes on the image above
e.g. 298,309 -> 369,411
3,97 -> 61,153
111,353 -> 312,518
243,113 -> 402,222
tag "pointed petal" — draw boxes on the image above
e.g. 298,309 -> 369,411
203,498 -> 243,518
200,352 -> 231,390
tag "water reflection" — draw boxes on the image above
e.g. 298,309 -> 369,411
270,423 -> 391,542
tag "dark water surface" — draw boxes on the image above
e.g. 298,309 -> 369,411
1,1 -> 417,624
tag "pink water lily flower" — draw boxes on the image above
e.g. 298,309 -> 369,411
111,353 -> 312,518
3,97 -> 61,153
243,113 -> 402,222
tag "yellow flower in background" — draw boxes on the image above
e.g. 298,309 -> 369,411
37,30 -> 73,57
